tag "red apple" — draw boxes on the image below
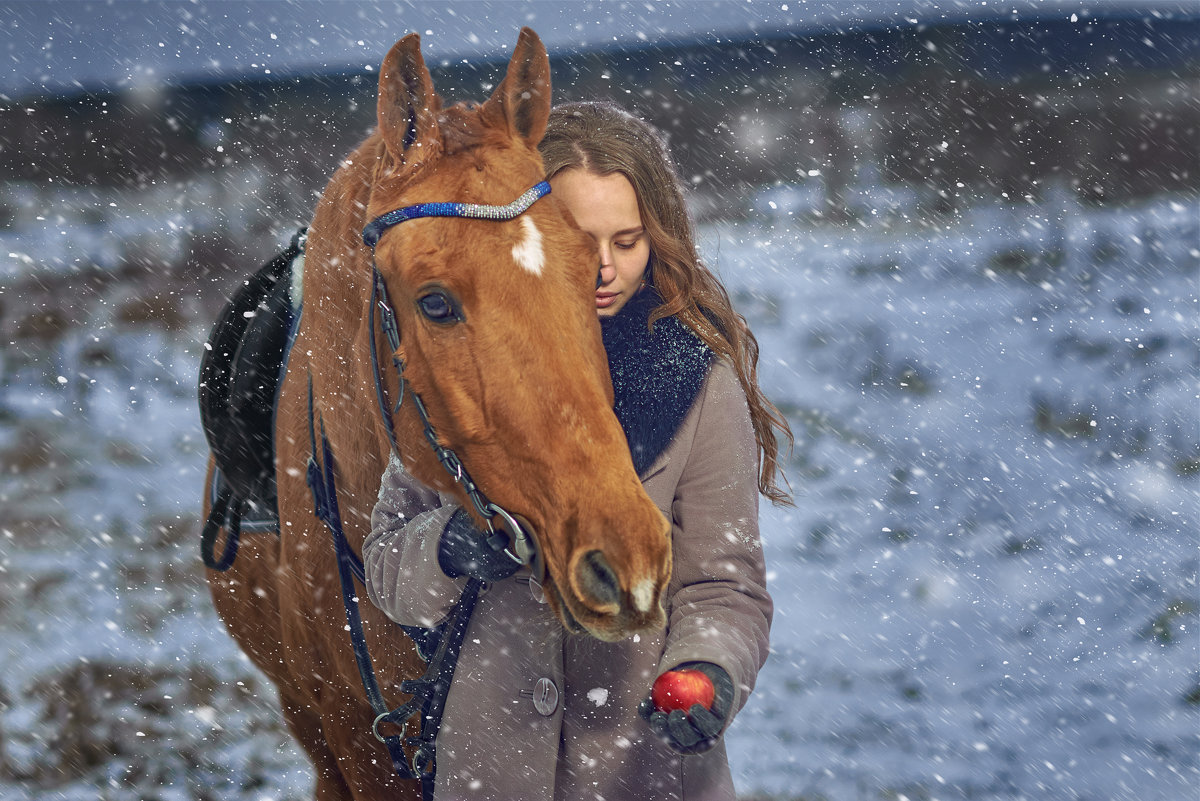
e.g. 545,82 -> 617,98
651,669 -> 715,713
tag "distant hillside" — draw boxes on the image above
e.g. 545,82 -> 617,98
2,13 -> 1197,223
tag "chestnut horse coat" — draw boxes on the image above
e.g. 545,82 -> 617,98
363,357 -> 772,801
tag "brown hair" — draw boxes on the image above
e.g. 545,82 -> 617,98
540,101 -> 793,504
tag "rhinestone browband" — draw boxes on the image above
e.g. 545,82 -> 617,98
362,181 -> 552,249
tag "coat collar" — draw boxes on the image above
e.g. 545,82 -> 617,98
600,286 -> 714,477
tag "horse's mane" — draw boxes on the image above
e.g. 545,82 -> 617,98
367,102 -> 515,192
438,102 -> 512,157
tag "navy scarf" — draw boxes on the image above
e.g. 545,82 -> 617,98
600,287 -> 714,477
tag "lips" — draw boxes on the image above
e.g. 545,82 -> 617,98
595,292 -> 619,309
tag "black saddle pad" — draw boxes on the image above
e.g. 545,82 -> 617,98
199,230 -> 304,528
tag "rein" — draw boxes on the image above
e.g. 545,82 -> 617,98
306,376 -> 473,798
304,182 -> 551,795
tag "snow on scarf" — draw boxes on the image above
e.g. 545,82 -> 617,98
600,285 -> 714,477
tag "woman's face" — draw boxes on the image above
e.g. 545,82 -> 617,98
549,168 -> 650,317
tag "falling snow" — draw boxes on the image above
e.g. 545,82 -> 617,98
1,2 -> 1197,800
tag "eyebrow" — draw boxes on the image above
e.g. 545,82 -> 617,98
613,227 -> 645,238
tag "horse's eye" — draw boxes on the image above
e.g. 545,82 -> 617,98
417,291 -> 461,324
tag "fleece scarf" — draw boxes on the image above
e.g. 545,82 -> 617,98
600,286 -> 714,477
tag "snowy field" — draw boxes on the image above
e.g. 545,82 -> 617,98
717,193 -> 1199,800
0,187 -> 1196,800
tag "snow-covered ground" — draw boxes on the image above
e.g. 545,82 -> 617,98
719,193 -> 1199,800
0,187 -> 1196,800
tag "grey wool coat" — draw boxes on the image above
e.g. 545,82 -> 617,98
363,359 -> 773,801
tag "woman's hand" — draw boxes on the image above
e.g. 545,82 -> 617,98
638,661 -> 734,755
437,507 -> 521,582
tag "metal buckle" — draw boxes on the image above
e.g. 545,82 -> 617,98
411,743 -> 436,777
372,711 -> 409,744
486,503 -> 535,565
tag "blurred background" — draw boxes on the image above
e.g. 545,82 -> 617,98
1,2 -> 1197,800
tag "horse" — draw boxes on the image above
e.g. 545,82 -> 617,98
200,28 -> 671,799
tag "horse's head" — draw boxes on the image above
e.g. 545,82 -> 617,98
363,29 -> 671,642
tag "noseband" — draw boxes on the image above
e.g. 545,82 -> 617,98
361,181 -> 551,566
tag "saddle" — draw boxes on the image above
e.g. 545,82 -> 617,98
198,229 -> 304,569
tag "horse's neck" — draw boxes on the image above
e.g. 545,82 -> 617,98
304,137 -> 379,350
301,136 -> 389,474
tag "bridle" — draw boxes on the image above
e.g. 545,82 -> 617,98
300,181 -> 555,792
362,181 -> 551,566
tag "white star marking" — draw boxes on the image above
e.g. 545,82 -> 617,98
511,216 -> 544,276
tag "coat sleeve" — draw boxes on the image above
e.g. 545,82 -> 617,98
363,452 -> 469,628
657,360 -> 774,726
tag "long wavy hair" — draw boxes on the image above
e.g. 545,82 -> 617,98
540,101 -> 793,504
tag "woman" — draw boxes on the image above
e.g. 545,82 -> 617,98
364,101 -> 792,800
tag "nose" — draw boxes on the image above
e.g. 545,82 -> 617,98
596,262 -> 616,288
575,549 -> 620,609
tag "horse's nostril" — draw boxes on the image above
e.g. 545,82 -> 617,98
576,550 -> 620,608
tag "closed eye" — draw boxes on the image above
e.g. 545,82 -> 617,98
613,230 -> 645,250
417,290 -> 463,324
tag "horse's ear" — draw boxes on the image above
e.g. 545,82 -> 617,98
485,27 -> 551,147
377,33 -> 442,165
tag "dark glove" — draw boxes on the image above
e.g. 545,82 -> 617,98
638,661 -> 734,755
437,507 -> 521,582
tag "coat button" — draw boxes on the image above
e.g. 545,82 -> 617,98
532,677 -> 559,716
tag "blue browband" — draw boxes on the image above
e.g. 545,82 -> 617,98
362,181 -> 552,249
